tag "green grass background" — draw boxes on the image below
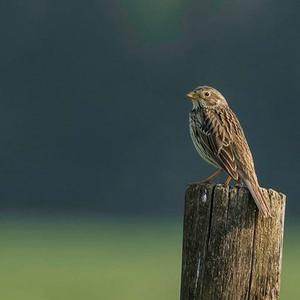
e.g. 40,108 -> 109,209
0,217 -> 298,300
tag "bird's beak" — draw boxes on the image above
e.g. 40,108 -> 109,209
187,92 -> 195,99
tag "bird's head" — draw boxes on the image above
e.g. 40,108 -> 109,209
187,86 -> 228,109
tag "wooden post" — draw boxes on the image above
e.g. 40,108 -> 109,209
180,184 -> 286,300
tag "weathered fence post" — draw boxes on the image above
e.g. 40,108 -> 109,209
180,183 -> 286,300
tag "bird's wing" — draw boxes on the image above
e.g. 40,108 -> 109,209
195,107 -> 272,217
195,108 -> 239,180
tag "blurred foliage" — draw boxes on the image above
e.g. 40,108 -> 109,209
0,218 -> 297,299
120,0 -> 187,44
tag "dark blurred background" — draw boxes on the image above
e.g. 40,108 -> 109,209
0,0 -> 298,299
0,0 -> 299,217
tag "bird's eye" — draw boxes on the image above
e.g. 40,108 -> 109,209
204,92 -> 210,97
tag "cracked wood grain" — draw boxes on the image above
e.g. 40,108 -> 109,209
180,184 -> 286,300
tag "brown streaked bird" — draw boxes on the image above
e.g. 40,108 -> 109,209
187,85 -> 271,217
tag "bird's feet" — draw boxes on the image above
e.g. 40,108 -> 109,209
188,179 -> 213,187
188,169 -> 223,187
235,181 -> 245,188
223,176 -> 232,188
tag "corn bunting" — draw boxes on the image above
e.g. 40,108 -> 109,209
187,85 -> 271,217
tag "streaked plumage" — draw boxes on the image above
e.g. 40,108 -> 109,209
187,85 -> 271,217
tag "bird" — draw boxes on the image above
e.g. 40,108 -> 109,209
187,85 -> 271,217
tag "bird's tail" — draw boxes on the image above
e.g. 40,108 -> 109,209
243,177 -> 272,218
